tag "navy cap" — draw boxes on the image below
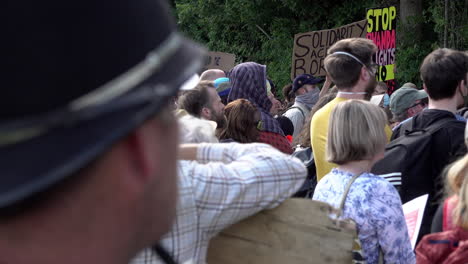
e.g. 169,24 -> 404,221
292,74 -> 323,93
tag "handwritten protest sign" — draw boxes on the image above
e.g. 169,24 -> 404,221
290,20 -> 367,80
366,6 -> 397,93
203,52 -> 236,72
403,194 -> 428,249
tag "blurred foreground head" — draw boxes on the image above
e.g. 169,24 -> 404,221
0,0 -> 204,263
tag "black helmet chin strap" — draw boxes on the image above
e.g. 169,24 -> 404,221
152,244 -> 177,264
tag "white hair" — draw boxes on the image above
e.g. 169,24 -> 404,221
178,114 -> 219,144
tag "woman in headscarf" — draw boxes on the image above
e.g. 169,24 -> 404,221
228,62 -> 293,154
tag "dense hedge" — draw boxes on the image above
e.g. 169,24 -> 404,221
173,0 -> 467,96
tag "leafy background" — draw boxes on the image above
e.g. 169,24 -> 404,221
170,0 -> 467,97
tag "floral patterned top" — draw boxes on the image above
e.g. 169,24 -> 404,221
313,168 -> 415,264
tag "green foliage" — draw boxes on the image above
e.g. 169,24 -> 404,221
426,0 -> 468,50
174,0 -> 467,96
174,0 -> 377,96
395,42 -> 432,87
395,0 -> 467,87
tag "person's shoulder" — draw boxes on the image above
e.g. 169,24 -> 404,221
427,112 -> 466,137
311,100 -> 335,121
321,97 -> 345,112
259,131 -> 292,151
283,104 -> 304,117
402,110 -> 465,134
311,108 -> 324,123
394,116 -> 413,130
324,97 -> 343,108
445,119 -> 466,129
320,170 -> 340,182
357,172 -> 385,183
259,130 -> 279,137
420,109 -> 464,125
293,102 -> 309,111
359,172 -> 398,193
312,171 -> 341,197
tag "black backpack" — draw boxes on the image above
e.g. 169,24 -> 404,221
291,146 -> 317,198
372,117 -> 456,202
372,117 -> 463,242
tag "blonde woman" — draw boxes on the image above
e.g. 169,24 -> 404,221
416,122 -> 468,263
313,100 -> 414,264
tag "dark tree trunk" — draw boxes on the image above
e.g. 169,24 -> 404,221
399,0 -> 423,44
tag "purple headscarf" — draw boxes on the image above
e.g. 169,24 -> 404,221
227,62 -> 284,136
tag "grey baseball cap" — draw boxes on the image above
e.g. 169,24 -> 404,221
390,86 -> 428,115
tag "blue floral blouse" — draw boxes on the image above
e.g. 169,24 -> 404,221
313,168 -> 415,264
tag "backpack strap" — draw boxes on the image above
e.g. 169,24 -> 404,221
336,172 -> 364,219
287,106 -> 306,119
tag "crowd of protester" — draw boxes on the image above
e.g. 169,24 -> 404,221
169,39 -> 467,263
2,1 -> 468,264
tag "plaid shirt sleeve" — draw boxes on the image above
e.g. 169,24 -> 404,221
130,142 -> 307,264
190,142 -> 307,236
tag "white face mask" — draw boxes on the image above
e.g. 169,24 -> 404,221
296,88 -> 320,108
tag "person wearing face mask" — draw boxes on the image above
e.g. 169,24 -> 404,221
283,74 -> 323,139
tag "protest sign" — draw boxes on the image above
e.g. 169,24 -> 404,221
403,194 -> 428,249
290,20 -> 367,80
203,52 -> 236,72
366,6 -> 397,93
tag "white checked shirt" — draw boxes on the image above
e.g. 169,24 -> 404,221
130,142 -> 307,264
